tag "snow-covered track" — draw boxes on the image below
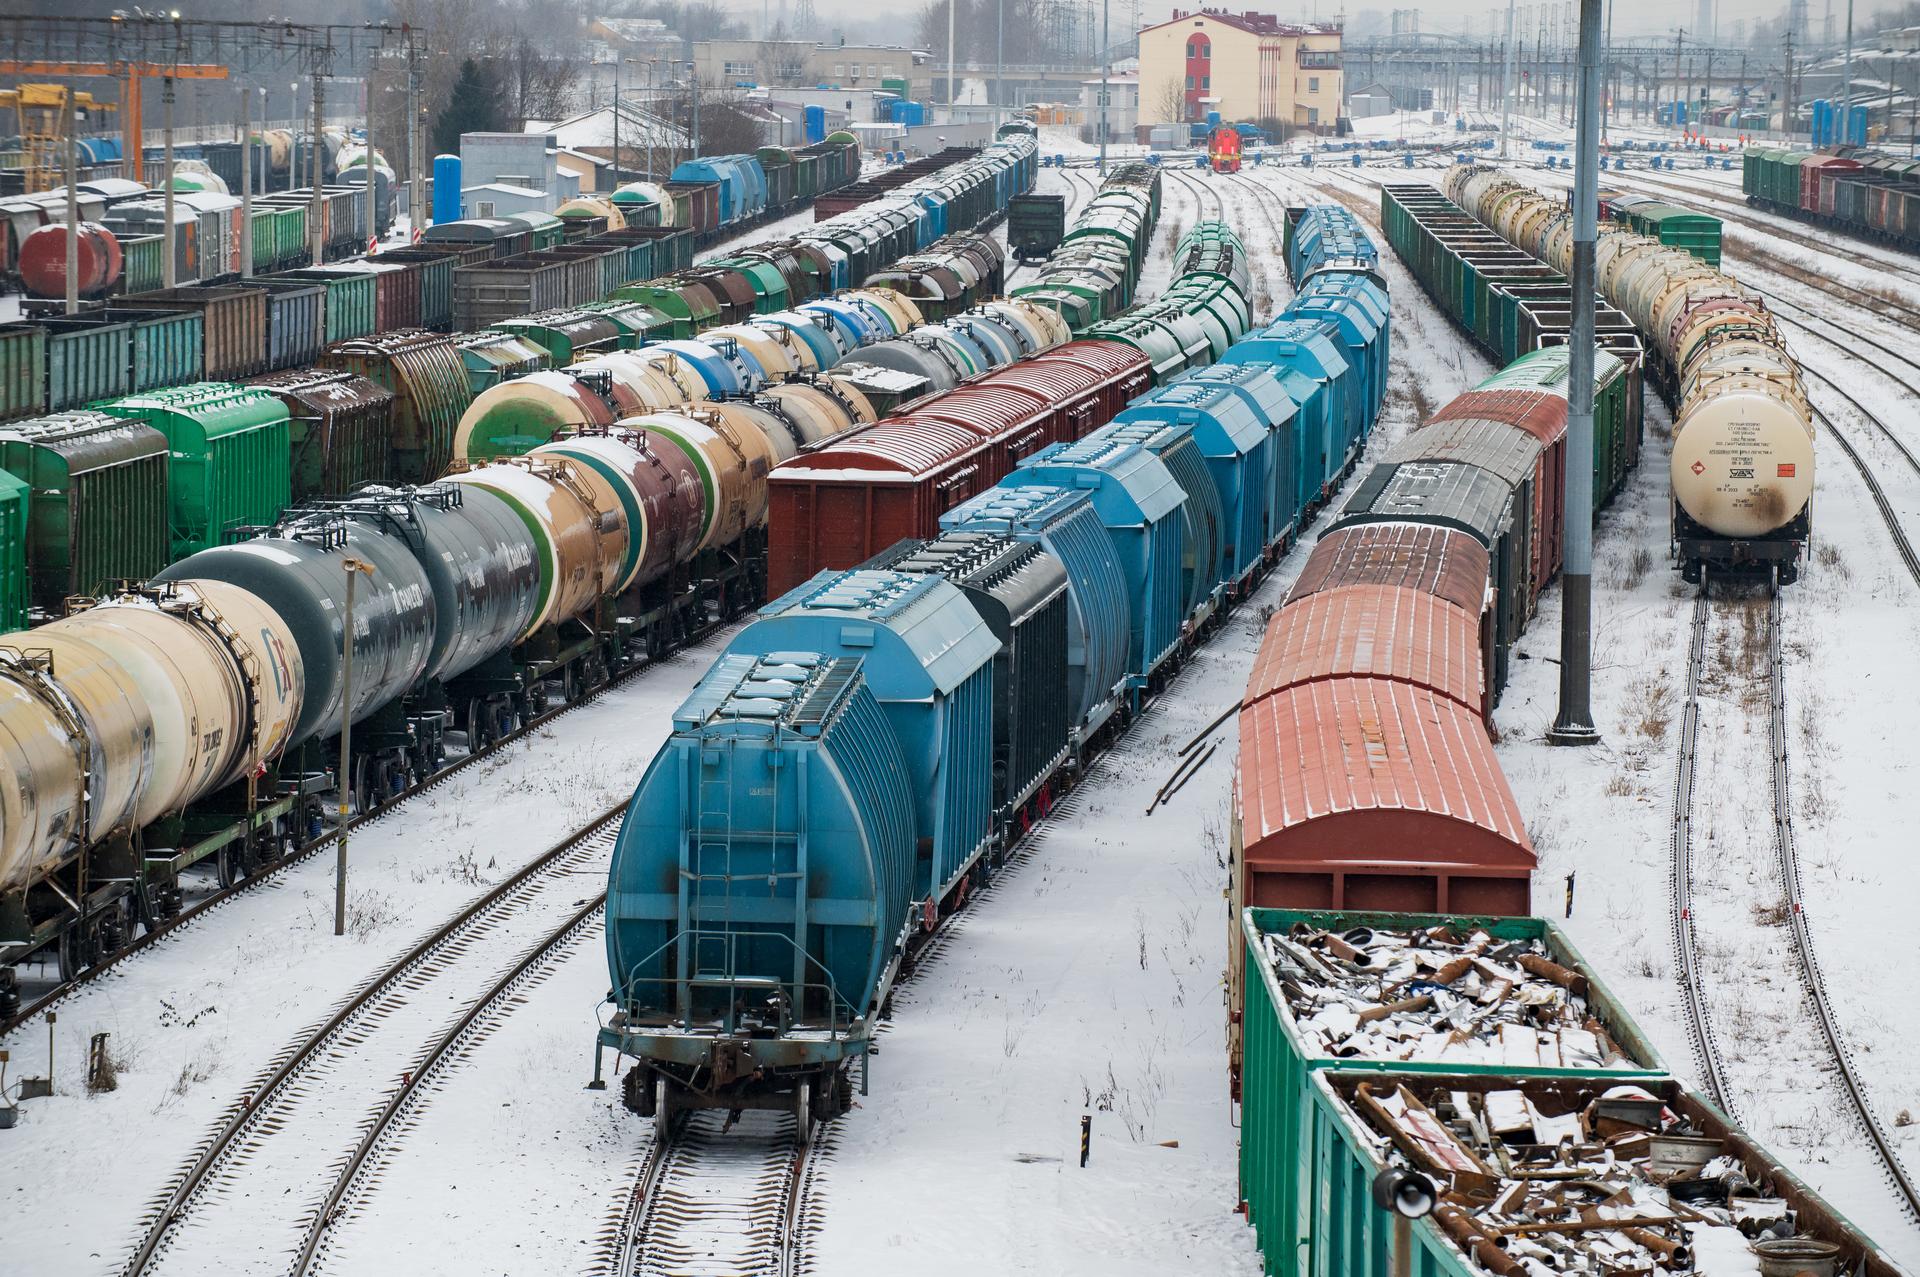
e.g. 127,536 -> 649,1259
1165,166 -> 1225,219
615,1112 -> 811,1277
117,811 -> 624,1277
1674,588 -> 1920,1223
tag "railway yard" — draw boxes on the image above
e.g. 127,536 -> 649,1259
2,105 -> 1918,1276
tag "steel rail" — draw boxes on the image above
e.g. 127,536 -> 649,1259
1668,592 -> 1733,1111
117,810 -> 624,1277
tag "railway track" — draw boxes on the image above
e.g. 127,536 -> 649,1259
117,812 -> 625,1277
610,1112 -> 812,1277
1671,589 -> 1920,1224
0,603 -> 739,1042
1165,166 -> 1226,220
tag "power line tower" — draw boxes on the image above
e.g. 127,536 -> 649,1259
793,0 -> 818,41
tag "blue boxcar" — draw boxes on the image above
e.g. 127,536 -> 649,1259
915,188 -> 952,240
1088,420 -> 1223,625
1002,437 -> 1187,691
1287,204 -> 1380,284
1111,367 -> 1280,590
670,155 -> 769,224
1286,271 -> 1392,426
940,485 -> 1131,747
601,653 -> 915,1119
729,569 -> 1000,903
1221,320 -> 1355,513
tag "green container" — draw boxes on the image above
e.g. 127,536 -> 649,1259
454,330 -> 552,396
0,411 -> 170,611
1237,907 -> 1668,1277
97,383 -> 293,557
705,257 -> 789,313
249,206 -> 280,274
608,284 -> 718,339
488,311 -> 624,366
117,235 -> 167,296
43,319 -> 135,412
282,270 -> 377,343
0,467 -> 27,630
107,308 -> 206,393
579,299 -> 673,348
272,206 -> 308,267
506,210 -> 567,251
0,323 -> 49,423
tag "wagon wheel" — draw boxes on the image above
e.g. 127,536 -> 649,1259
794,1078 -> 813,1146
464,698 -> 489,750
351,755 -> 376,818
655,1077 -> 674,1146
216,838 -> 249,889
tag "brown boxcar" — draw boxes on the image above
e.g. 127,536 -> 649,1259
1234,675 -> 1533,916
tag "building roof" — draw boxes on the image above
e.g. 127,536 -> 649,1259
1143,8 -> 1340,37
462,183 -> 546,198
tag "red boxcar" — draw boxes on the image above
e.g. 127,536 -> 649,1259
1288,523 -> 1490,617
1430,388 -> 1567,589
765,420 -> 995,596
1234,675 -> 1534,915
1800,154 -> 1860,215
1246,583 -> 1486,721
765,341 -> 1152,593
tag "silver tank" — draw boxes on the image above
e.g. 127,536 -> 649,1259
336,485 -> 541,685
156,513 -> 436,747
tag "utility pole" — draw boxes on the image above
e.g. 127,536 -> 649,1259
364,75 -> 375,254
335,556 -> 373,936
162,75 -> 176,290
241,87 -> 253,278
1673,29 -> 1684,130
1550,0 -> 1601,747
1784,32 -> 1795,140
1099,0 -> 1111,172
1500,0 -> 1517,156
64,90 -> 78,316
1602,0 -> 1613,140
1840,0 -> 1854,145
310,76 -> 326,266
946,0 -> 957,126
614,54 -> 622,184
409,36 -> 424,236
996,0 -> 1005,130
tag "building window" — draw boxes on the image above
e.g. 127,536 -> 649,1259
1308,76 -> 1319,92
1201,75 -> 1210,89
834,63 -> 844,77
724,60 -> 756,78
1307,107 -> 1320,125
1202,45 -> 1210,59
1187,40 -> 1197,56
1186,74 -> 1195,89
868,64 -> 878,77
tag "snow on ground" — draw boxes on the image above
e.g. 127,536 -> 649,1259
0,625 -> 737,1274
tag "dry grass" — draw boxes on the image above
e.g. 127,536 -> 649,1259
1751,901 -> 1790,927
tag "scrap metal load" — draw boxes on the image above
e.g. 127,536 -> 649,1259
1234,909 -> 1906,1276
598,206 -> 1392,1137
1443,166 -> 1812,585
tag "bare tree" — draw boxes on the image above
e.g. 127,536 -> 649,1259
1150,76 -> 1190,126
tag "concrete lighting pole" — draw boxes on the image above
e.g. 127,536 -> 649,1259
310,77 -> 326,266
163,75 -> 177,289
1499,0 -> 1517,158
1549,0 -> 1602,747
65,91 -> 78,316
997,0 -> 1005,130
241,88 -> 254,278
1100,0 -> 1111,172
1840,0 -> 1854,144
947,0 -> 958,126
335,556 -> 374,936
614,54 -> 622,185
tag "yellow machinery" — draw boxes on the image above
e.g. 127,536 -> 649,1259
0,83 -> 116,193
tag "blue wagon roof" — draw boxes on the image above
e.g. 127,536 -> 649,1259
1010,437 -> 1186,524
672,652 -> 863,733
747,568 -> 1001,697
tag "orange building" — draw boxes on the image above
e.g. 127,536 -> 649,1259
1138,9 -> 1343,129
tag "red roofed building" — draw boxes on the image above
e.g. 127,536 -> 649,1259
1138,8 -> 1343,129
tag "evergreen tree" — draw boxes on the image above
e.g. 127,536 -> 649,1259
432,59 -> 505,155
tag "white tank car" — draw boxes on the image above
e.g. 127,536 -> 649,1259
1443,165 -> 1814,561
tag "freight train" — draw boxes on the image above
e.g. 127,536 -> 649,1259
1443,166 -> 1812,585
0,140 -> 1040,628
1011,161 -> 1163,330
592,207 -> 1390,1138
763,219 -> 1256,603
0,140 -> 1038,1004
1744,145 -> 1920,252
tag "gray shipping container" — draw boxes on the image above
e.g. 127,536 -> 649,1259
452,255 -> 578,330
367,247 -> 457,331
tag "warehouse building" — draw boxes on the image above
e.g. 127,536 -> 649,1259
1137,9 -> 1343,130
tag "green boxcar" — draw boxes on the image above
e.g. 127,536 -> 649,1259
0,411 -> 171,611
272,206 -> 308,267
506,210 -> 567,251
0,323 -> 49,423
249,206 -> 280,274
487,311 -> 625,366
96,383 -> 293,558
40,317 -> 135,412
579,299 -> 672,348
1236,907 -> 1668,1277
0,467 -> 27,630
704,257 -> 789,314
